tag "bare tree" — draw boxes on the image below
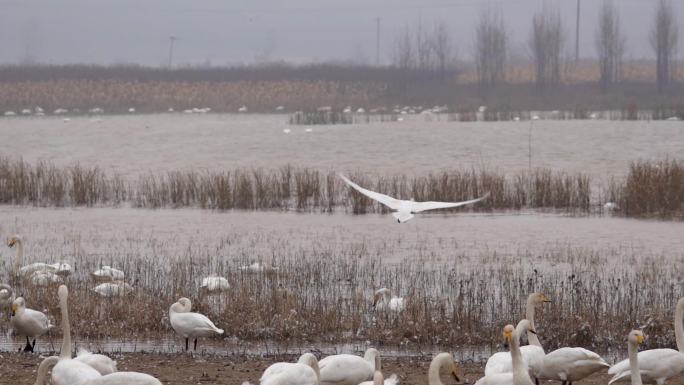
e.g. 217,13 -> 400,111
392,24 -> 415,70
529,7 -> 565,89
431,20 -> 453,80
595,0 -> 625,92
474,8 -> 507,88
415,18 -> 433,72
651,0 -> 679,92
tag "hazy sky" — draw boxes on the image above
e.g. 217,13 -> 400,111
0,0 -> 680,66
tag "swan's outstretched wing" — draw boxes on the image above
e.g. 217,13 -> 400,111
338,174 -> 401,210
409,192 -> 489,213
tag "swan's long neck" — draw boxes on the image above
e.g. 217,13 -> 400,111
59,292 -> 71,359
365,350 -> 379,371
526,296 -> 541,348
628,339 -> 642,385
13,239 -> 24,274
675,298 -> 684,352
427,354 -> 448,385
512,322 -> 532,384
34,356 -> 59,385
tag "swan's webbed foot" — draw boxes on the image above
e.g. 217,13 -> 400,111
23,336 -> 33,352
193,338 -> 197,351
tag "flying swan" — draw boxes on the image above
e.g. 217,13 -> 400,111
169,297 -> 224,350
485,293 -> 551,382
260,352 -> 319,385
338,174 -> 489,223
608,297 -> 684,385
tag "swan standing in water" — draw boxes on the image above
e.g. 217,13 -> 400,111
426,352 -> 461,385
51,285 -> 102,385
8,235 -> 71,284
260,352 -> 319,385
318,347 -> 379,385
476,320 -> 537,385
339,174 -> 489,223
10,297 -> 53,352
373,288 -> 405,312
608,297 -> 684,385
485,293 -> 551,382
169,297 -> 224,350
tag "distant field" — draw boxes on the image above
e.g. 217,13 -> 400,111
0,63 -> 682,113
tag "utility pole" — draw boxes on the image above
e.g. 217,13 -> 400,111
168,36 -> 179,68
575,0 -> 581,62
375,17 -> 381,66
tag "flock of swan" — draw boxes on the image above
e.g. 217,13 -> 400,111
3,233 -> 684,384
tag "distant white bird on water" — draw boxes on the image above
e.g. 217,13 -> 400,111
283,128 -> 292,134
339,174 -> 489,223
238,105 -> 248,113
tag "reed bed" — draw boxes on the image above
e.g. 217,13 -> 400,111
3,240 -> 683,353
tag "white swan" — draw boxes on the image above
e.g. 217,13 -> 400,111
319,347 -> 379,385
238,262 -> 277,274
8,235 -> 71,280
475,320 -> 536,385
485,293 -> 551,380
92,282 -> 134,297
373,288 -> 405,312
169,297 -> 224,350
91,266 -> 125,282
74,372 -> 163,384
200,276 -> 230,292
339,174 -> 489,223
51,285 -> 103,385
426,352 -> 461,385
627,330 -> 645,385
537,347 -> 608,384
0,283 -> 14,317
359,369 -> 399,385
75,348 -> 118,375
260,352 -> 319,385
608,297 -> 684,385
10,297 -> 53,352
34,355 -> 59,385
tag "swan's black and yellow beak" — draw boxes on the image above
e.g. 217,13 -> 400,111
7,238 -> 15,248
636,334 -> 644,344
529,328 -> 537,335
542,294 -> 552,303
10,303 -> 17,317
452,364 -> 461,383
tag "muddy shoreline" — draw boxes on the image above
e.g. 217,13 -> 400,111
0,352 -> 670,385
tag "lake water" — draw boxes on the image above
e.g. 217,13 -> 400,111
1,114 -> 682,181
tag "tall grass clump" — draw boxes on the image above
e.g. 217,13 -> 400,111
618,159 -> 684,218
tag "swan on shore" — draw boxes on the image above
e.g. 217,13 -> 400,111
339,174 -> 489,223
10,297 -> 53,352
485,293 -> 551,380
475,320 -> 536,385
608,297 -> 684,385
318,347 -> 379,385
169,297 -> 224,351
75,348 -> 118,375
51,285 -> 102,385
261,352 -> 319,385
373,288 -> 405,312
427,352 -> 461,385
538,347 -> 609,384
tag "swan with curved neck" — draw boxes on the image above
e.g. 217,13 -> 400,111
34,356 -> 59,385
261,352 -> 320,385
608,297 -> 684,385
50,285 -> 102,385
319,347 -> 380,385
427,352 -> 460,385
169,297 -> 224,351
373,288 -> 405,312
476,320 -> 536,385
485,293 -> 550,379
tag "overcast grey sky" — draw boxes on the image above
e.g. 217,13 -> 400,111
0,0 -> 679,66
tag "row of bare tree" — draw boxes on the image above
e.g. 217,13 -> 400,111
391,0 -> 679,93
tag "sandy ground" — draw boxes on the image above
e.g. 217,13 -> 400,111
2,352 -> 678,385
